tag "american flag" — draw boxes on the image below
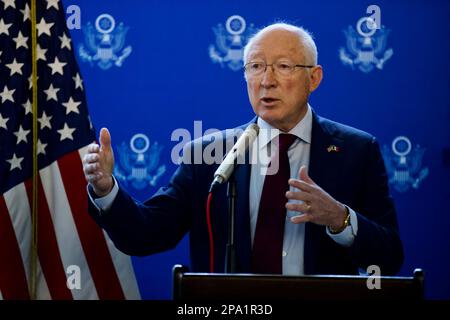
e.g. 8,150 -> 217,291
0,0 -> 140,299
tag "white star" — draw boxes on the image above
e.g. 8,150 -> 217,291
20,3 -> 30,22
6,58 -> 24,76
28,74 -> 39,89
48,56 -> 66,75
13,31 -> 29,49
44,84 -> 59,101
7,154 -> 24,171
46,0 -> 59,10
73,73 -> 84,90
14,125 -> 30,144
0,85 -> 15,103
57,123 -> 75,141
37,44 -> 47,61
37,139 -> 48,155
2,0 -> 15,10
22,99 -> 32,115
59,32 -> 71,50
36,18 -> 54,37
38,111 -> 52,130
62,97 -> 81,115
0,114 -> 9,129
0,18 -> 12,36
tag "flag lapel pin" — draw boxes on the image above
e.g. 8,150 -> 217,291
327,145 -> 340,153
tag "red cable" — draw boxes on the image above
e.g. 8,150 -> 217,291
206,192 -> 214,273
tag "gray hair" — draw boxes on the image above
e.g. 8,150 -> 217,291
243,23 -> 318,66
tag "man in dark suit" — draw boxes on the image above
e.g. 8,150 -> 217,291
83,23 -> 403,276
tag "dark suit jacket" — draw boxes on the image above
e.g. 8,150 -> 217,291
88,111 -> 404,275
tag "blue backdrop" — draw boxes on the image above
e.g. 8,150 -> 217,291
66,0 -> 450,299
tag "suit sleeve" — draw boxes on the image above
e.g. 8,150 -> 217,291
351,138 -> 404,275
87,147 -> 194,257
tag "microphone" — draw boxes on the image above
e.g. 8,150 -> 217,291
209,123 -> 260,192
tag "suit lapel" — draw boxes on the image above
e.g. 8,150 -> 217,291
304,111 -> 344,274
308,112 -> 343,195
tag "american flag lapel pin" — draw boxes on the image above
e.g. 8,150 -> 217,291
327,145 -> 340,153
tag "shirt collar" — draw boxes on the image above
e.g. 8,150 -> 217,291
256,104 -> 313,150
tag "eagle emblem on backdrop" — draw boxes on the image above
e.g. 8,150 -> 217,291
79,14 -> 132,70
114,134 -> 166,191
209,15 -> 256,71
339,16 -> 393,73
382,136 -> 429,193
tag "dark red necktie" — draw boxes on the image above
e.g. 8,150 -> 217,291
251,133 -> 297,274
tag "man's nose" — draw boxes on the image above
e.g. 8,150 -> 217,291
260,65 -> 277,88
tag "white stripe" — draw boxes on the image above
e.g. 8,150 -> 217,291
40,162 -> 98,299
0,289 -> 3,300
4,184 -> 32,286
103,231 -> 141,299
36,259 -> 51,300
78,147 -> 141,299
78,145 -> 89,159
4,184 -> 52,299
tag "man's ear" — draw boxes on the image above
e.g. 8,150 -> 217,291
309,65 -> 323,92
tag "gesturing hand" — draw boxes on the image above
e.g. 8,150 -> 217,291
285,165 -> 347,231
82,128 -> 115,197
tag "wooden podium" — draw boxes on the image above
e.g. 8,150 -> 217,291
172,265 -> 424,300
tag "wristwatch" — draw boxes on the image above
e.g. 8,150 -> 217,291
329,206 -> 351,234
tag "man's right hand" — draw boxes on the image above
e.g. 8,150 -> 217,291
82,128 -> 115,197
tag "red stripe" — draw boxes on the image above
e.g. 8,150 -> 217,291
0,194 -> 30,299
24,180 -> 73,300
57,150 -> 125,299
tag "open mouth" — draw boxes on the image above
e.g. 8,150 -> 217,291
261,97 -> 278,103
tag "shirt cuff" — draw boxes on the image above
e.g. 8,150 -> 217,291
326,207 -> 358,247
87,176 -> 119,212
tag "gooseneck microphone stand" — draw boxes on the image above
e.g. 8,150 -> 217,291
224,160 -> 237,273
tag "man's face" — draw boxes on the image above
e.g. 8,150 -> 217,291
245,29 -> 322,132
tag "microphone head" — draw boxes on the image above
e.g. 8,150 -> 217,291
247,123 -> 260,136
209,123 -> 260,192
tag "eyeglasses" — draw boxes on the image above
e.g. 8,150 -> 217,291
244,60 -> 314,77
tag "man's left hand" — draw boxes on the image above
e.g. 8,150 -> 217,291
286,165 -> 347,230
